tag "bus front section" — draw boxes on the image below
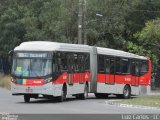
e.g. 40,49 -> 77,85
11,51 -> 55,102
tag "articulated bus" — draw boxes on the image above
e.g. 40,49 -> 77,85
11,41 -> 151,102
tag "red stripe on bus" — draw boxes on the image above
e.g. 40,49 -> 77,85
53,72 -> 90,84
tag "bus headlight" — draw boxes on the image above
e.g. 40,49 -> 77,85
11,77 -> 16,83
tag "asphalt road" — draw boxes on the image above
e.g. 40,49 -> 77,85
0,87 -> 160,114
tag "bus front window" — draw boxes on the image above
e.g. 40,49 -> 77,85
12,58 -> 52,77
30,59 -> 52,77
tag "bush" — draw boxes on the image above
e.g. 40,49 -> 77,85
0,73 -> 11,90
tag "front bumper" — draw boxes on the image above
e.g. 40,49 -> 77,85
11,82 -> 63,97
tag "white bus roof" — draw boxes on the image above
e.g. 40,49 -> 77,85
97,47 -> 148,60
15,41 -> 148,60
14,41 -> 91,53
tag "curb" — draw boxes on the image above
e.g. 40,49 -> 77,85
105,100 -> 160,110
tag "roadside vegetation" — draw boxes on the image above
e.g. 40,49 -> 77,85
116,96 -> 160,108
0,74 -> 11,90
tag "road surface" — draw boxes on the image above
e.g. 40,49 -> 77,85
0,87 -> 160,114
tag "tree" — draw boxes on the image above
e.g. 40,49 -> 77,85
134,18 -> 160,65
125,0 -> 160,44
86,0 -> 129,49
0,2 -> 26,56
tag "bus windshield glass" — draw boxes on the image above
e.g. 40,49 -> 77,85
12,52 -> 52,78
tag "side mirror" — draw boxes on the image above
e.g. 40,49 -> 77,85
9,50 -> 13,56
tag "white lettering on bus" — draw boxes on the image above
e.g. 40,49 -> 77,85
125,78 -> 131,81
33,81 -> 42,84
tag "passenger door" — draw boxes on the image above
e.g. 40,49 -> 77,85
109,58 -> 115,84
131,61 -> 139,86
67,54 -> 74,85
78,54 -> 85,84
105,58 -> 110,83
135,62 -> 140,86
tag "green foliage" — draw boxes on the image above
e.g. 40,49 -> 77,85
86,0 -> 128,48
0,0 -> 160,64
134,18 -> 160,64
127,41 -> 146,55
125,0 -> 160,37
0,2 -> 26,56
135,19 -> 160,45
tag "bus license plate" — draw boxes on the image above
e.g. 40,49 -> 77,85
26,89 -> 33,93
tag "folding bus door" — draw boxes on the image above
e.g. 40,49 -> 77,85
131,61 -> 139,86
67,54 -> 74,85
135,62 -> 140,86
131,61 -> 136,85
105,59 -> 110,83
109,58 -> 115,84
78,54 -> 85,84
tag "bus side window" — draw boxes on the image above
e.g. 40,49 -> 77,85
74,53 -> 79,72
121,58 -> 130,74
61,53 -> 68,71
56,52 -> 62,73
56,52 -> 68,73
98,55 -> 105,73
110,59 -> 115,74
135,62 -> 140,76
67,53 -> 74,73
140,60 -> 148,75
84,54 -> 90,71
67,54 -> 71,73
105,58 -> 110,74
115,58 -> 121,74
79,54 -> 85,72
131,61 -> 136,75
52,53 -> 56,72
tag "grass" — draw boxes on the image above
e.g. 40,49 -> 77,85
116,96 -> 160,108
0,73 -> 11,90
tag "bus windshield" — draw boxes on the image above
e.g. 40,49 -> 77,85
12,58 -> 52,77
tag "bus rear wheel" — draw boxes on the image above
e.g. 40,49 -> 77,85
24,94 -> 30,103
122,85 -> 131,99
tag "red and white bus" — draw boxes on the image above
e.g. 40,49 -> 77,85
11,41 -> 151,102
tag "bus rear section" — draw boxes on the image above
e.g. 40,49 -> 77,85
11,41 -> 91,102
90,47 -> 151,99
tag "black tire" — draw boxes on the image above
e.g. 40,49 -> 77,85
95,93 -> 108,99
58,86 -> 67,102
75,94 -> 80,99
79,84 -> 88,100
122,85 -> 131,99
24,94 -> 30,103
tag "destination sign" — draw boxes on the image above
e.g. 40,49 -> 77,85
16,52 -> 52,58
